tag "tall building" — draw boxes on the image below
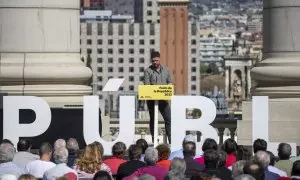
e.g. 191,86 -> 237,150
134,0 -> 143,23
81,0 -> 105,10
134,0 -> 160,23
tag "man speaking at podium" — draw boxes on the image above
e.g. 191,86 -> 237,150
143,51 -> 172,144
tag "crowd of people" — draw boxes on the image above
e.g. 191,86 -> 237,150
0,136 -> 300,180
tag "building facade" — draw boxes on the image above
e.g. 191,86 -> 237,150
135,0 -> 160,23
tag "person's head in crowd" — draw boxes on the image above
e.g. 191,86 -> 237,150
164,170 -> 184,180
128,144 -> 143,161
243,161 -> 265,180
39,142 -> 53,160
77,143 -> 103,173
136,139 -> 148,154
139,174 -> 155,180
66,138 -> 79,153
292,160 -> 300,177
0,142 -> 16,163
218,150 -> 227,167
204,149 -> 219,168
190,172 -> 212,180
150,51 -> 161,69
156,144 -> 171,161
93,170 -> 112,180
93,141 -> 104,156
144,147 -> 158,165
253,139 -> 267,154
112,141 -> 126,158
63,172 -> 77,180
183,141 -> 196,158
278,143 -> 292,160
232,160 -> 247,177
53,147 -> 68,164
233,174 -> 255,180
237,146 -> 252,161
18,174 -> 37,180
17,139 -> 32,152
1,139 -> 14,147
223,139 -> 238,155
170,158 -> 186,174
266,151 -> 276,166
253,151 -> 270,168
0,174 -> 17,180
54,139 -> 66,150
182,134 -> 196,145
202,138 -> 218,152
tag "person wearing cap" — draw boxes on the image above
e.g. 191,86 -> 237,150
169,134 -> 202,160
144,51 -> 172,144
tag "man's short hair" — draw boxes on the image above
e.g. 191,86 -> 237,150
292,160 -> 300,176
253,151 -> 270,168
144,147 -> 158,165
170,157 -> 186,174
243,161 -> 265,180
93,170 -> 111,180
53,147 -> 68,164
39,142 -> 53,157
204,149 -> 219,167
128,144 -> 142,160
54,139 -> 66,150
234,174 -> 255,180
0,142 -> 15,163
151,51 -> 160,59
223,139 -> 238,154
112,141 -> 126,158
253,139 -> 267,153
278,143 -> 292,160
165,170 -> 185,180
232,160 -> 247,177
17,139 -> 31,152
183,142 -> 196,157
136,139 -> 148,154
156,144 -> 170,160
66,138 -> 79,152
202,138 -> 218,152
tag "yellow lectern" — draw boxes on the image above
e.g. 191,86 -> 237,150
138,85 -> 174,146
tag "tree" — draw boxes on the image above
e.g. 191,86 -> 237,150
200,63 -> 208,74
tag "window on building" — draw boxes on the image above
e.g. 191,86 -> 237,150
118,67 -> 124,72
191,85 -> 196,90
98,67 -> 102,72
191,49 -> 196,54
140,39 -> 144,45
119,87 -> 124,91
108,48 -> 113,54
118,76 -> 124,79
150,39 -> 155,45
129,49 -> 134,54
87,48 -> 92,54
139,67 -> 144,72
129,39 -> 134,45
140,24 -> 144,35
192,58 -> 196,63
147,11 -> 152,16
129,58 -> 134,63
108,39 -> 113,45
87,39 -> 92,45
129,76 -> 134,82
80,39 -> 81,44
99,95 -> 103,99
119,49 -> 124,54
108,67 -> 113,72
129,24 -> 134,35
157,11 -> 160,16
87,23 -> 92,35
98,85 -> 103,90
98,76 -> 102,81
191,39 -> 196,45
139,58 -> 145,63
118,24 -> 124,35
97,58 -> 103,63
108,58 -> 113,63
118,58 -> 124,63
191,23 -> 197,36
129,85 -> 134,91
140,76 -> 144,81
129,67 -> 134,72
147,20 -> 152,23
139,49 -> 144,54
108,23 -> 113,35
150,24 -> 155,35
191,67 -> 196,72
119,39 -> 124,45
108,76 -> 113,79
147,1 -> 152,7
97,49 -> 102,54
97,39 -> 102,45
97,23 -> 102,35
191,76 -> 196,81
157,20 -> 160,23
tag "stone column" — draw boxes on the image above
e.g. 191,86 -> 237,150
225,67 -> 230,98
0,0 -> 92,107
251,0 -> 300,97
